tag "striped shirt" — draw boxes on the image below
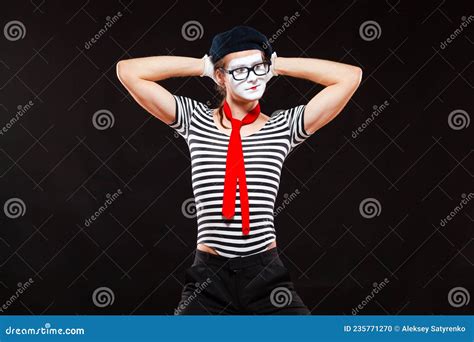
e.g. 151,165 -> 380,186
168,95 -> 312,258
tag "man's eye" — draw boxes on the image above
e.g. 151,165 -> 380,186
234,68 -> 247,74
254,64 -> 265,71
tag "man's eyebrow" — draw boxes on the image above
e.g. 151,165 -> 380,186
231,60 -> 263,68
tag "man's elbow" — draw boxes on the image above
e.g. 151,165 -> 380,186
351,66 -> 363,86
116,60 -> 134,82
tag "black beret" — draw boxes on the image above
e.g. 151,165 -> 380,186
209,25 -> 273,64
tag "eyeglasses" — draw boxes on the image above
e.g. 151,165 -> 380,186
219,62 -> 271,81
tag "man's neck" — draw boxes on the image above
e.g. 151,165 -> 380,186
225,97 -> 259,121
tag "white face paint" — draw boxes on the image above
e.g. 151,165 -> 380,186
225,53 -> 269,101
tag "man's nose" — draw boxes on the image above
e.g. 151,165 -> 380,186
247,70 -> 258,82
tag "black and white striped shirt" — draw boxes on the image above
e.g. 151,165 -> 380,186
168,95 -> 312,258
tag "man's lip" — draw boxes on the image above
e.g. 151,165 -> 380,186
246,84 -> 260,90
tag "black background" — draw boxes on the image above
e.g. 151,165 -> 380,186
0,0 -> 472,315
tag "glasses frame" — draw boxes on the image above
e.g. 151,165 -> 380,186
219,61 -> 271,81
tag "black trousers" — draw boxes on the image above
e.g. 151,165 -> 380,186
175,247 -> 311,315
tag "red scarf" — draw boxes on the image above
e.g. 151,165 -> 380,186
221,100 -> 260,235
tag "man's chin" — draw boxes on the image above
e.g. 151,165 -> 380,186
240,92 -> 265,101
242,87 -> 266,101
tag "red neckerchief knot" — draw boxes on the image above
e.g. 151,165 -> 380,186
222,100 -> 260,235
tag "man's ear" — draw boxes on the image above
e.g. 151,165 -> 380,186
215,70 -> 225,86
